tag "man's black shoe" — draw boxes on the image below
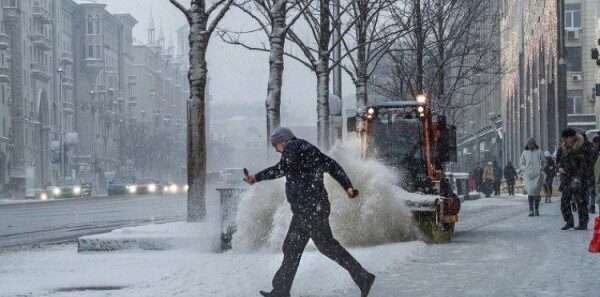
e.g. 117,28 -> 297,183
561,224 -> 574,230
357,272 -> 376,297
260,290 -> 290,297
574,225 -> 588,230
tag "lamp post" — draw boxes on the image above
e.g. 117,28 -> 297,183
57,66 -> 64,182
470,120 -> 480,166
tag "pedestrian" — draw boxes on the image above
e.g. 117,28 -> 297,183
542,151 -> 556,203
493,161 -> 503,196
482,162 -> 494,197
589,135 -> 600,213
504,161 -> 517,196
244,127 -> 375,297
556,128 -> 591,230
477,164 -> 484,193
519,138 -> 544,217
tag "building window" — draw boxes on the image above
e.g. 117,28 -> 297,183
88,45 -> 94,58
95,16 -> 100,34
1,85 -> 4,105
565,4 -> 581,29
87,15 -> 93,34
566,47 -> 582,72
567,90 -> 583,114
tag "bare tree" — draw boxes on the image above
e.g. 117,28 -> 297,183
338,0 -> 407,109
218,0 -> 310,142
168,0 -> 235,222
370,0 -> 503,124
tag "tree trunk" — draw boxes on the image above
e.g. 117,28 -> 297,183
265,0 -> 287,143
436,0 -> 445,112
317,0 -> 332,149
187,12 -> 209,222
316,63 -> 330,149
355,0 -> 368,108
415,0 -> 424,91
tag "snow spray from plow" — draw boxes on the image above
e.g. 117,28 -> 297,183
232,142 -> 434,251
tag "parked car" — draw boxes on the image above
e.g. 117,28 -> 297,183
108,176 -> 136,196
48,178 -> 92,199
131,178 -> 163,195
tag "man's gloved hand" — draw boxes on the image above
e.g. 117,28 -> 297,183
244,175 -> 257,185
347,187 -> 359,199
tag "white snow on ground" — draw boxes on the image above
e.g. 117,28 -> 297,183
2,195 -> 599,297
234,142 -> 431,250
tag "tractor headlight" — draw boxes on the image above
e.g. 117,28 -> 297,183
52,187 -> 61,196
73,186 -> 81,195
367,107 -> 375,115
148,184 -> 157,193
417,106 -> 425,113
128,185 -> 137,194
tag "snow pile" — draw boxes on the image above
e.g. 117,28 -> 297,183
233,141 -> 421,251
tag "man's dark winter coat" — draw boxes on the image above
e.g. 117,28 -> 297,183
556,135 -> 594,195
504,164 -> 517,182
255,138 -> 353,215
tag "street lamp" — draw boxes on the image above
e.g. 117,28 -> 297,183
57,66 -> 64,182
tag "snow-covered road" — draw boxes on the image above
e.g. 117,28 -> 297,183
0,194 -> 187,248
0,195 -> 598,297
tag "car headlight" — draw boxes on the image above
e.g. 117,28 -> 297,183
148,184 -> 157,193
73,186 -> 81,195
128,185 -> 137,193
184,184 -> 189,191
170,184 -> 178,193
52,188 -> 61,196
40,193 -> 48,200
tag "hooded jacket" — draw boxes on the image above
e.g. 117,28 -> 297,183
557,134 -> 593,194
255,138 -> 353,215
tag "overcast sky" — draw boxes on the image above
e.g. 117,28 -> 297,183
92,0 -> 356,126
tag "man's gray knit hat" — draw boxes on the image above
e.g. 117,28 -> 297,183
270,127 -> 295,147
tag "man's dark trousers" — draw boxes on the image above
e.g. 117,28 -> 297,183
561,192 -> 589,227
272,211 -> 365,294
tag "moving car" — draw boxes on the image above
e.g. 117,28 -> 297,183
108,175 -> 136,196
48,178 -> 92,199
163,180 -> 188,194
130,178 -> 162,195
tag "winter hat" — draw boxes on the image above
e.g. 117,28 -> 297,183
270,127 -> 295,147
561,127 -> 577,138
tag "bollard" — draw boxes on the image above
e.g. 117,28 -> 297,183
215,188 -> 247,252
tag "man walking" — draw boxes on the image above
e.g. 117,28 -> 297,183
244,127 -> 375,297
504,161 -> 517,196
492,161 -> 503,196
483,162 -> 494,198
556,128 -> 591,230
542,151 -> 556,203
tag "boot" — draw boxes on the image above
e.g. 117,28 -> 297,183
534,209 -> 540,216
575,225 -> 588,230
355,272 -> 375,297
561,224 -> 574,230
260,290 -> 290,297
528,211 -> 534,217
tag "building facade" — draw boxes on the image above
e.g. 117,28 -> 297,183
455,0 -> 503,172
501,0 -> 564,166
0,1 -> 11,194
563,0 -> 600,131
0,0 -> 189,198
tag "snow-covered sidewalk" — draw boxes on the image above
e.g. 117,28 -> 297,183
0,195 -> 598,297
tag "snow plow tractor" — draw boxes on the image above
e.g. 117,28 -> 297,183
347,97 -> 460,243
